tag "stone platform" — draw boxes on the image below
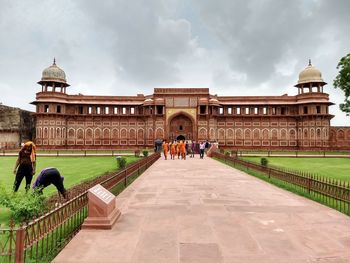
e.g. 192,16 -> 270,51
54,155 -> 350,263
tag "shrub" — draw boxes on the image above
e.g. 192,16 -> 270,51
260,157 -> 269,167
224,151 -> 231,156
0,185 -> 47,223
134,150 -> 140,157
142,150 -> 149,157
116,156 -> 127,169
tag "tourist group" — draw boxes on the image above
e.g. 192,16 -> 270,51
161,140 -> 210,160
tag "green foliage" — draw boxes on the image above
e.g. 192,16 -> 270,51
260,157 -> 268,167
142,150 -> 149,157
0,185 -> 47,223
224,151 -> 231,156
116,156 -> 127,169
243,157 -> 350,182
334,53 -> 350,113
0,156 -> 140,225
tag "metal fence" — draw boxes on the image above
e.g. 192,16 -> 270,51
212,152 -> 350,216
0,152 -> 160,263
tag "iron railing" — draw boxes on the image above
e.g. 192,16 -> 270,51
212,152 -> 350,216
0,152 -> 160,263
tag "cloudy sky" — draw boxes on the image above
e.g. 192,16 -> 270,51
0,0 -> 349,125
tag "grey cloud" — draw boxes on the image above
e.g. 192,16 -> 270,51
77,0 -> 196,85
192,0 -> 350,87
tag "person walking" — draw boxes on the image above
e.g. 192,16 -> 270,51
191,140 -> 196,158
199,141 -> 206,159
32,167 -> 67,199
177,141 -> 181,159
170,141 -> 176,160
13,141 -> 37,192
180,140 -> 186,160
162,140 -> 169,160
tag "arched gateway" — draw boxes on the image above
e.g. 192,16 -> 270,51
168,114 -> 194,141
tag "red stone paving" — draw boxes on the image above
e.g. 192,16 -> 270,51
54,155 -> 350,263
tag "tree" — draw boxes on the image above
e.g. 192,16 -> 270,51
334,53 -> 350,114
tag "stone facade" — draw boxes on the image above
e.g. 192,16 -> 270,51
0,104 -> 35,149
31,60 -> 350,150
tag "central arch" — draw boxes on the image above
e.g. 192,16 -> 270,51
168,112 -> 195,141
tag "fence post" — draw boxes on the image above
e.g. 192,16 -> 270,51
124,169 -> 127,187
15,227 -> 25,263
268,168 -> 271,179
308,175 -> 311,194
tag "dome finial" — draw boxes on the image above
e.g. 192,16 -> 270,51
308,59 -> 312,66
53,57 -> 56,65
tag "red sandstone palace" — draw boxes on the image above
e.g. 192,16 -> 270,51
31,60 -> 350,150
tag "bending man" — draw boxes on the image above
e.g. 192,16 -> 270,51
32,167 -> 67,199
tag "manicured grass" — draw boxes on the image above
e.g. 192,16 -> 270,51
0,156 -> 139,225
214,157 -> 350,216
242,157 -> 350,182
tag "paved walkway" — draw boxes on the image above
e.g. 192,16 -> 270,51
54,155 -> 350,263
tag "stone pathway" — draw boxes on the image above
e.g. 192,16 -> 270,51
54,155 -> 350,263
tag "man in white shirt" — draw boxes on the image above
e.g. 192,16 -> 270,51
199,141 -> 206,159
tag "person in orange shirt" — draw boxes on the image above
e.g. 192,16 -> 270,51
176,141 -> 181,159
162,140 -> 169,160
180,140 -> 186,160
170,141 -> 176,160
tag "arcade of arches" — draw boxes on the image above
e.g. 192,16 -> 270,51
31,60 -> 350,150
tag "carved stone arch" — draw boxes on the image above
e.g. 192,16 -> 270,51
262,129 -> 269,140
44,127 -> 48,139
86,128 -> 93,140
280,128 -> 287,140
209,128 -> 216,140
337,129 -> 345,140
148,128 -> 153,139
235,128 -> 243,140
226,128 -> 234,139
103,128 -> 110,139
112,128 -> 119,139
253,128 -> 260,140
316,128 -> 321,139
271,129 -> 278,140
94,128 -> 102,139
347,129 -> 350,139
155,128 -> 164,139
68,128 -> 75,139
289,128 -> 296,140
310,128 -> 315,139
120,128 -> 127,139
137,128 -> 144,140
244,128 -> 251,140
218,128 -> 225,140
77,128 -> 84,140
323,127 -> 328,140
129,128 -> 136,139
303,128 -> 308,140
168,111 -> 195,141
56,127 -> 61,139
198,127 -> 207,140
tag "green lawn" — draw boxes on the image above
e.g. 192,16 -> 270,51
242,157 -> 350,182
0,156 -> 139,225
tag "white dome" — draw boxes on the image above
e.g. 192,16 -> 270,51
40,59 -> 67,84
297,60 -> 325,85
